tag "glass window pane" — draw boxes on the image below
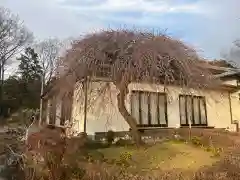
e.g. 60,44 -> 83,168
159,94 -> 166,125
140,92 -> 149,125
150,93 -> 158,125
179,96 -> 187,125
49,97 -> 56,125
131,92 -> 140,124
187,96 -> 193,125
193,97 -> 200,124
200,98 -> 207,124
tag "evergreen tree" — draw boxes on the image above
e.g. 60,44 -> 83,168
17,47 -> 43,109
18,47 -> 42,82
1,76 -> 21,117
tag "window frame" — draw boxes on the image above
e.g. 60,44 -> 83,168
179,95 -> 208,127
49,97 -> 57,125
130,90 -> 168,128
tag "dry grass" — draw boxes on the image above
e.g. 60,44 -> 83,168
4,127 -> 240,179
90,141 -> 218,173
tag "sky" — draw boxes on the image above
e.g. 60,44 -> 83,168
1,0 -> 240,66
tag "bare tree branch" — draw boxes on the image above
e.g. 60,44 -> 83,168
0,6 -> 33,116
0,7 -> 33,66
34,38 -> 70,85
34,38 -> 70,125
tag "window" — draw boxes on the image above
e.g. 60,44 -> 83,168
179,95 -> 207,126
60,92 -> 74,126
49,97 -> 56,125
95,65 -> 111,78
60,97 -> 73,126
131,91 -> 168,127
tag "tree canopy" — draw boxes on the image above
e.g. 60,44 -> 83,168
18,47 -> 42,82
1,47 -> 42,116
58,30 -> 217,90
0,6 -> 32,117
56,30 -> 220,145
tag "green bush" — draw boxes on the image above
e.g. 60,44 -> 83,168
8,108 -> 39,126
116,151 -> 133,167
115,138 -> 133,146
84,139 -> 107,149
205,146 -> 223,157
86,151 -> 104,162
106,130 -> 115,146
191,136 -> 203,147
65,164 -> 86,179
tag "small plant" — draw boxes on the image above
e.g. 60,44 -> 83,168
205,146 -> 223,157
106,130 -> 115,146
65,164 -> 86,179
116,151 -> 133,167
8,108 -> 38,127
191,136 -> 202,147
86,151 -> 104,162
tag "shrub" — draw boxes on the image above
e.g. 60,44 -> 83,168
191,136 -> 203,147
106,130 -> 115,146
115,138 -> 133,146
8,108 -> 39,126
86,151 -> 104,162
84,139 -> 107,149
116,151 -> 133,167
205,146 -> 223,157
63,164 -> 86,179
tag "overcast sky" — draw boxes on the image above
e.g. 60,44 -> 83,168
1,0 -> 240,66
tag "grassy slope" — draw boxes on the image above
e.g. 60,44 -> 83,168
86,141 -> 218,173
4,128 -> 240,179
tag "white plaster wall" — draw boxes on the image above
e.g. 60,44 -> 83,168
128,83 -> 233,130
71,82 -> 85,133
231,90 -> 240,122
204,91 -> 231,128
71,81 -> 130,135
71,81 -> 236,134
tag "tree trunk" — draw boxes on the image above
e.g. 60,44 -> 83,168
0,65 -> 1,117
39,75 -> 45,126
116,89 -> 142,146
0,64 -> 3,118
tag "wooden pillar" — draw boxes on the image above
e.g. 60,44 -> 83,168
46,99 -> 51,124
49,96 -> 57,125
55,98 -> 62,126
83,77 -> 88,133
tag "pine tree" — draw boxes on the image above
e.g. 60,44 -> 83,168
18,47 -> 42,82
17,47 -> 43,109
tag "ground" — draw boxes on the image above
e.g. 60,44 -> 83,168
2,128 -> 240,179
86,141 -> 218,174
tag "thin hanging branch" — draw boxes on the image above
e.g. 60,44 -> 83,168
54,29 -> 221,146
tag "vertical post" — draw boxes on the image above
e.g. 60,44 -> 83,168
39,75 -> 44,126
55,98 -> 62,126
189,95 -> 193,140
83,77 -> 88,133
46,99 -> 50,124
0,64 -> 2,117
228,92 -> 233,124
228,92 -> 238,132
189,115 -> 192,140
1,64 -> 4,119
